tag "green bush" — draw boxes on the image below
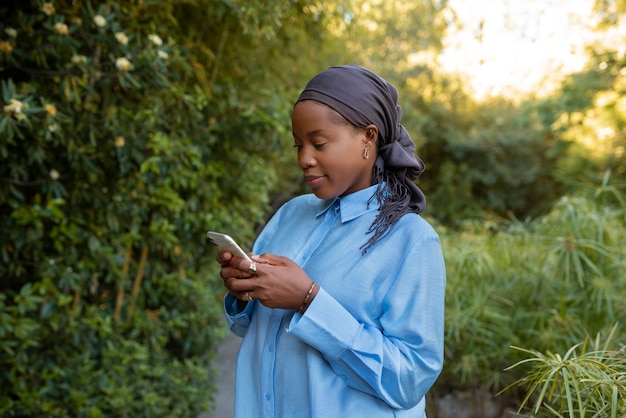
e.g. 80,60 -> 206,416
433,177 -> 626,411
0,1 -> 300,415
413,93 -> 568,224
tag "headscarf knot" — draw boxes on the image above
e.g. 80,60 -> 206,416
378,125 -> 425,181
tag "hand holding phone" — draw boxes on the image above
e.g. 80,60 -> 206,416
207,231 -> 252,262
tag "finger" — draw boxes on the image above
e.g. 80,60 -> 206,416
248,260 -> 258,276
221,266 -> 253,279
235,257 -> 259,275
216,250 -> 233,264
225,277 -> 255,294
220,266 -> 237,280
219,252 -> 254,271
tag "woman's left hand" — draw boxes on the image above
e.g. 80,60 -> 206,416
221,253 -> 316,311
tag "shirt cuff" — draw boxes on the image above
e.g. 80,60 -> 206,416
288,287 -> 359,360
224,293 -> 253,326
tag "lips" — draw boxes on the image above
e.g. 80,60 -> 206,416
304,175 -> 325,188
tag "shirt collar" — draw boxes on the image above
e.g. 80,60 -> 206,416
316,184 -> 380,222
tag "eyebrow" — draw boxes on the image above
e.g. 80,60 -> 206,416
292,129 -> 326,140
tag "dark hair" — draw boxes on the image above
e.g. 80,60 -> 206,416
362,161 -> 415,253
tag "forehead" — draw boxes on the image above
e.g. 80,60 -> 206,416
292,100 -> 348,128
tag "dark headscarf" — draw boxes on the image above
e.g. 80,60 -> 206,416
295,64 -> 426,253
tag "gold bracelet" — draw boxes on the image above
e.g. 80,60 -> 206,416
299,281 -> 316,314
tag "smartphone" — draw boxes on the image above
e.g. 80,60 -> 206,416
207,231 -> 252,262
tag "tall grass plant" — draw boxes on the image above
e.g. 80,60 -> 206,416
433,174 -> 626,415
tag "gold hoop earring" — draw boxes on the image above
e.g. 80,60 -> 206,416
363,147 -> 369,160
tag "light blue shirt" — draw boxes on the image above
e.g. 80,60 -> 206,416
224,185 -> 446,417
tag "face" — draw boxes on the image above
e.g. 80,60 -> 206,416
292,100 -> 377,199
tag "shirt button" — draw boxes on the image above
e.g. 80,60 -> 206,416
268,345 -> 273,352
265,393 -> 271,400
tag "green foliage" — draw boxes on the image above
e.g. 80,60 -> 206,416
2,0 -> 625,415
434,176 -> 626,412
0,0 -> 331,415
412,87 -> 568,223
545,49 -> 626,192
385,37 -> 626,227
593,0 -> 626,30
337,0 -> 450,73
399,28 -> 626,410
506,327 -> 626,417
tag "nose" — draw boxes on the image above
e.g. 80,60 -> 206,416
299,158 -> 313,170
298,148 -> 315,170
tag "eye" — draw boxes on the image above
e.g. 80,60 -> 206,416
313,143 -> 326,150
293,144 -> 303,151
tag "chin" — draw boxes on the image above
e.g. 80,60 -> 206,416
312,188 -> 339,200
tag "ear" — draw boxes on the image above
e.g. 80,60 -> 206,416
364,124 -> 378,147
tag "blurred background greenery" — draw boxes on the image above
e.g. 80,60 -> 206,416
1,0 -> 624,416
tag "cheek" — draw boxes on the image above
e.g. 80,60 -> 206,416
331,147 -> 365,178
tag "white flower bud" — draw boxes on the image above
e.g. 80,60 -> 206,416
54,22 -> 69,35
41,3 -> 56,16
115,57 -> 132,71
148,34 -> 162,46
115,32 -> 128,45
93,15 -> 107,28
115,136 -> 125,147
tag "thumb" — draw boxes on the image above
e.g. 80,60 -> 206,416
251,253 -> 288,266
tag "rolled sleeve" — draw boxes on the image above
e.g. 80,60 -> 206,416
224,292 -> 254,337
289,288 -> 359,360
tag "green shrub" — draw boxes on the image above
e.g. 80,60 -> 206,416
506,327 -> 626,417
434,177 -> 626,411
0,1 -> 294,415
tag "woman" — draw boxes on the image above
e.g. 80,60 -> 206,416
217,64 -> 445,417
